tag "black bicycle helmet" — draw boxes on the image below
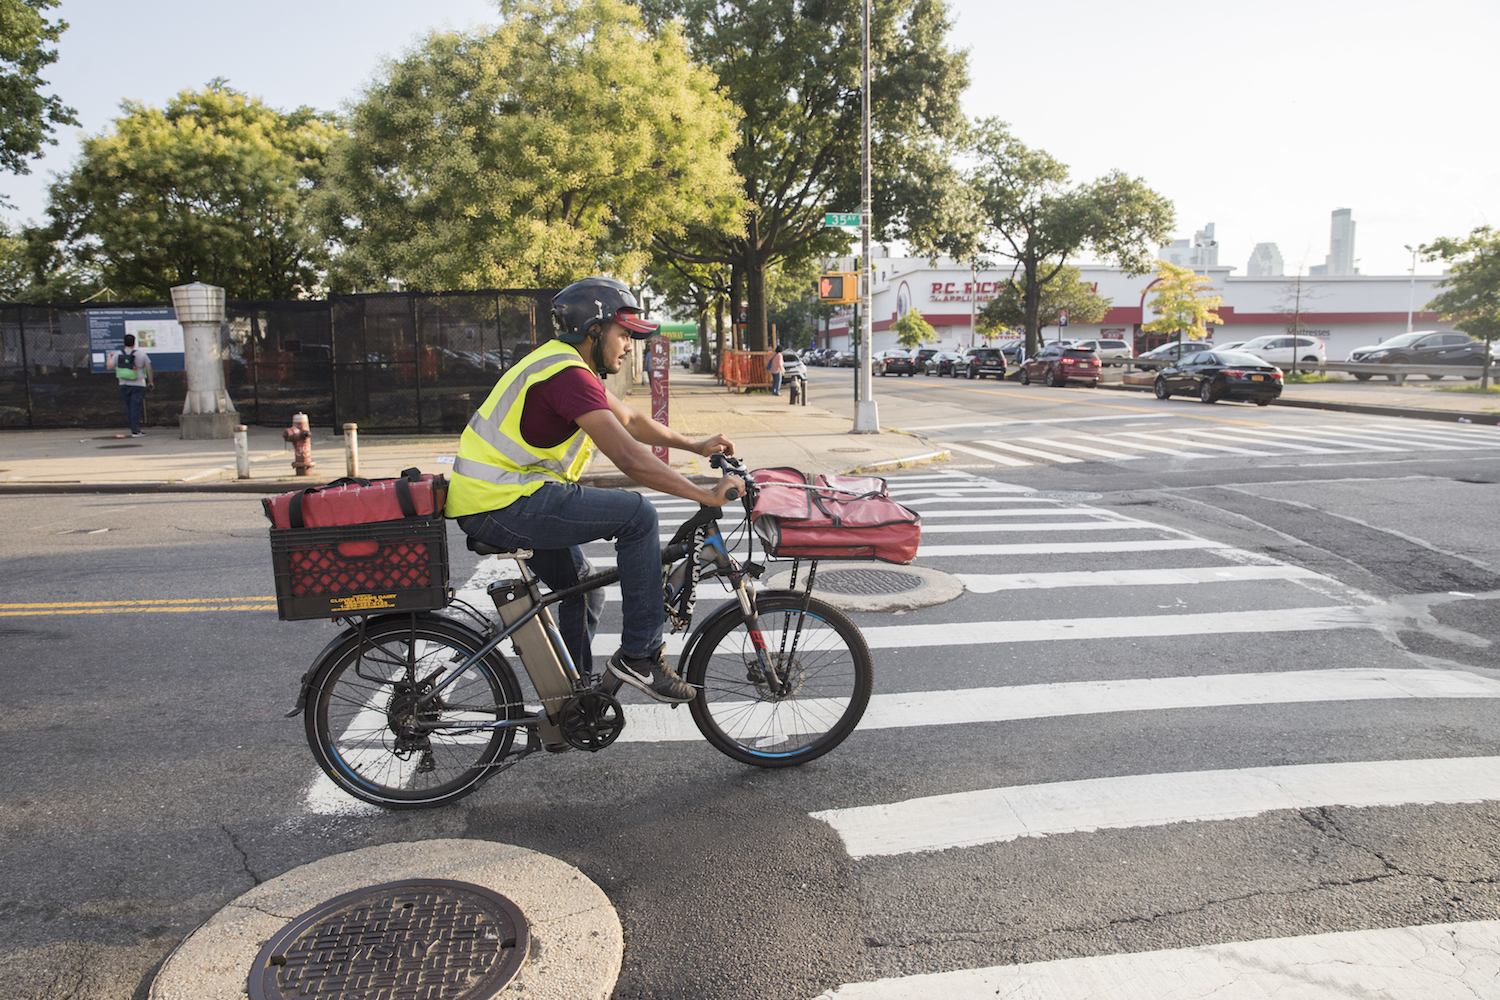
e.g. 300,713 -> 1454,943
551,277 -> 658,344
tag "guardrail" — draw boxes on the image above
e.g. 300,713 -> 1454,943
1121,360 -> 1493,385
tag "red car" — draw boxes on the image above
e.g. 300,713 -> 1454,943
1019,343 -> 1101,387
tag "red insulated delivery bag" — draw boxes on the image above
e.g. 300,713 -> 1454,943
262,468 -> 447,529
749,467 -> 921,564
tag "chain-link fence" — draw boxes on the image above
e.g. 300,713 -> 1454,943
0,289 -> 555,432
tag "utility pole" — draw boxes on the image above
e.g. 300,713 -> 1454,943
852,0 -> 879,433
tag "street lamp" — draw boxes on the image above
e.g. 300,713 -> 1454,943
1403,244 -> 1417,334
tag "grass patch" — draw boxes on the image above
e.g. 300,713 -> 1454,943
1282,372 -> 1336,384
1436,383 -> 1500,394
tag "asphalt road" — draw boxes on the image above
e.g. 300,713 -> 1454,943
2,370 -> 1499,999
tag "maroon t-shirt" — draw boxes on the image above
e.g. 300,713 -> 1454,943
518,365 -> 609,449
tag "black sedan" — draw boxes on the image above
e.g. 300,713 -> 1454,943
879,349 -> 920,376
1153,350 -> 1283,405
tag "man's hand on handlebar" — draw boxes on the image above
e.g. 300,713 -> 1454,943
710,475 -> 745,506
696,434 -> 736,458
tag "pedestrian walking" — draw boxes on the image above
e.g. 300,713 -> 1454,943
106,334 -> 153,437
768,342 -> 785,396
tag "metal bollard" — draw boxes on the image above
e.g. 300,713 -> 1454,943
343,423 -> 359,479
283,412 -> 316,476
233,425 -> 250,479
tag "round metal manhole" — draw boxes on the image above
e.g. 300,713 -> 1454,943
247,878 -> 529,1000
815,567 -> 928,596
1022,490 -> 1103,501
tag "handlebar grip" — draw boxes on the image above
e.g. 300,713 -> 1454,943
725,488 -> 740,501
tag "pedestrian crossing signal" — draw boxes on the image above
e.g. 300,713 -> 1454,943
819,273 -> 859,304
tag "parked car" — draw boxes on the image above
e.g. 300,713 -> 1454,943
1019,343 -> 1101,387
1215,341 -> 1248,352
1131,340 -> 1215,370
1065,337 -> 1133,366
957,346 -> 1008,379
878,348 -> 919,376
1153,349 -> 1283,405
911,347 -> 940,372
838,351 -> 860,368
1233,334 -> 1326,369
779,350 -> 807,380
1347,330 -> 1495,380
926,350 -> 963,376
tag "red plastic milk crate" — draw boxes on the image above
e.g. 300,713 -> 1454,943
269,517 -> 451,621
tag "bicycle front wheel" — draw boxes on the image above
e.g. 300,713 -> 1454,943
305,616 -> 524,809
685,594 -> 872,767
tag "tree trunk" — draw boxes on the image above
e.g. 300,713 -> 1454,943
713,295 -> 725,376
730,263 -> 745,352
1022,261 -> 1042,358
745,253 -> 770,352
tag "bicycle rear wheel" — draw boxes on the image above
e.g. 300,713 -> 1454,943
305,616 -> 524,809
685,594 -> 872,767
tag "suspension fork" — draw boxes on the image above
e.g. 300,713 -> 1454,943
734,573 -> 796,695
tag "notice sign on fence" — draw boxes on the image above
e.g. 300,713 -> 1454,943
649,334 -> 670,463
87,308 -> 186,372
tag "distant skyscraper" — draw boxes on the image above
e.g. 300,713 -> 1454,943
1246,243 -> 1284,277
1160,223 -> 1218,267
1324,208 -> 1357,275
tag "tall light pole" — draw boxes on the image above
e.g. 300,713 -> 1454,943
1403,244 -> 1417,334
852,0 -> 879,433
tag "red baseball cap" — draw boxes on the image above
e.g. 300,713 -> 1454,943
614,308 -> 659,337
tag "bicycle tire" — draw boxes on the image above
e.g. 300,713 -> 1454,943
685,594 -> 872,767
305,616 -> 524,809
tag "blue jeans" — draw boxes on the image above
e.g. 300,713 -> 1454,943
457,483 -> 662,676
771,372 -> 783,395
119,384 -> 147,434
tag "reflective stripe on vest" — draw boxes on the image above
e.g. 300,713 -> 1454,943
444,341 -> 598,517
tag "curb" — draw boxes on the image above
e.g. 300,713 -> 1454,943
849,449 -> 951,474
1092,381 -> 1500,425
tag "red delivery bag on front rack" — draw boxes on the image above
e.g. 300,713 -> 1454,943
749,467 -> 921,564
261,467 -> 447,530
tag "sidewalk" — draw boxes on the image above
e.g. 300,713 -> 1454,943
0,372 -> 947,493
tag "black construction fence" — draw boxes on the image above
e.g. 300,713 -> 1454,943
0,289 -> 557,432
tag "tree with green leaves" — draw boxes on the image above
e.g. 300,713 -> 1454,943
319,0 -> 745,293
1141,260 -> 1222,344
966,119 -> 1174,359
976,265 -> 1111,341
28,82 -> 338,300
1423,226 -> 1499,388
639,0 -> 971,351
651,258 -> 730,373
894,309 -> 937,348
0,0 -> 77,200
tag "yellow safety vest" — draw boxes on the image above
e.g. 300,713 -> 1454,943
445,341 -> 599,517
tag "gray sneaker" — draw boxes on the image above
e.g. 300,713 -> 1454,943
607,648 -> 695,703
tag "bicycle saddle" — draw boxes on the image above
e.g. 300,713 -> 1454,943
465,537 -> 532,560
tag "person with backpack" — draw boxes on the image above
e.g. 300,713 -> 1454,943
106,333 -> 154,437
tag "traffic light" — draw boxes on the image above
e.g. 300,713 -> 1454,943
818,272 -> 859,305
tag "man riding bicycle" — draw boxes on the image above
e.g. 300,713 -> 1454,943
447,276 -> 744,703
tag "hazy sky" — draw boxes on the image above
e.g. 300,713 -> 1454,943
7,0 -> 1493,278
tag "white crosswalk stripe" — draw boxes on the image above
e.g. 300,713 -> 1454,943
812,756 -> 1500,858
936,417 -> 1500,468
818,921 -> 1500,999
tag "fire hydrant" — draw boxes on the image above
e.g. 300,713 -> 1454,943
283,412 -> 316,477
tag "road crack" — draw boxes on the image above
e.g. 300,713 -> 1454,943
222,823 -> 265,886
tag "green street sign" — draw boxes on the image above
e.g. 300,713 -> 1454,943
824,212 -> 862,227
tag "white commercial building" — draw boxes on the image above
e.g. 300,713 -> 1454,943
825,255 -> 1454,363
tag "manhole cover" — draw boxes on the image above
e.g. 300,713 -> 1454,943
829,447 -> 872,453
1023,490 -> 1103,501
816,567 -> 928,595
248,878 -> 528,1000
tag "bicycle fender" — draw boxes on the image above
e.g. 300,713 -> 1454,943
675,590 -> 808,668
285,613 -> 487,718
